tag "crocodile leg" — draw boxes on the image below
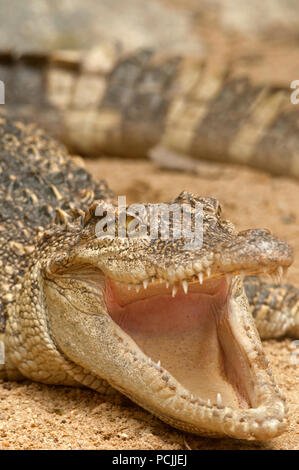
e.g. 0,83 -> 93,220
245,276 -> 299,339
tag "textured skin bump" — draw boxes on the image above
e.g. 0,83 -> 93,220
0,114 -> 113,333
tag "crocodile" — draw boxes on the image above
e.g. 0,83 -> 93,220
1,44 -> 299,178
0,115 -> 298,440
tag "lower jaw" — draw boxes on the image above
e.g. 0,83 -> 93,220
109,318 -> 287,439
106,277 -> 252,410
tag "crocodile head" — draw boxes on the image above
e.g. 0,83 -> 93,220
6,192 -> 293,439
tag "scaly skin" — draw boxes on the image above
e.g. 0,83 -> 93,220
0,116 -> 298,440
1,45 -> 299,178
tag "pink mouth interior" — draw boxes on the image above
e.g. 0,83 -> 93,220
105,277 -> 251,408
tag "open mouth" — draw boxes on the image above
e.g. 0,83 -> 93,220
44,218 -> 292,439
105,274 -> 253,411
71,254 -> 285,440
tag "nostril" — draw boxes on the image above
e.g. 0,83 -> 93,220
260,228 -> 272,235
257,228 -> 272,236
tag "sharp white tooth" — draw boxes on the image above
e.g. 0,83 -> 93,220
182,280 -> 188,294
217,393 -> 223,408
278,266 -> 283,282
157,360 -> 161,369
194,262 -> 202,271
166,280 -> 170,289
172,285 -> 177,297
207,267 -> 211,278
143,279 -> 148,290
151,276 -> 155,283
198,272 -> 203,284
127,284 -> 131,291
207,399 -> 211,407
183,401 -> 188,411
242,422 -> 249,433
135,284 -> 141,293
278,266 -> 283,275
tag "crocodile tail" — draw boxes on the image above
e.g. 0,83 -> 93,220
1,45 -> 299,178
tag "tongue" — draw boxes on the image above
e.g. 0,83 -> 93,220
106,278 -> 245,408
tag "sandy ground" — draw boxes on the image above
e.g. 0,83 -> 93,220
0,158 -> 298,450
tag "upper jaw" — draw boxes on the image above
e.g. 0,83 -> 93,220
93,227 -> 293,287
100,239 -> 292,297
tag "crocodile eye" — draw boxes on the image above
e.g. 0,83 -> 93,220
126,214 -> 142,234
114,214 -> 136,235
126,215 -> 135,228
